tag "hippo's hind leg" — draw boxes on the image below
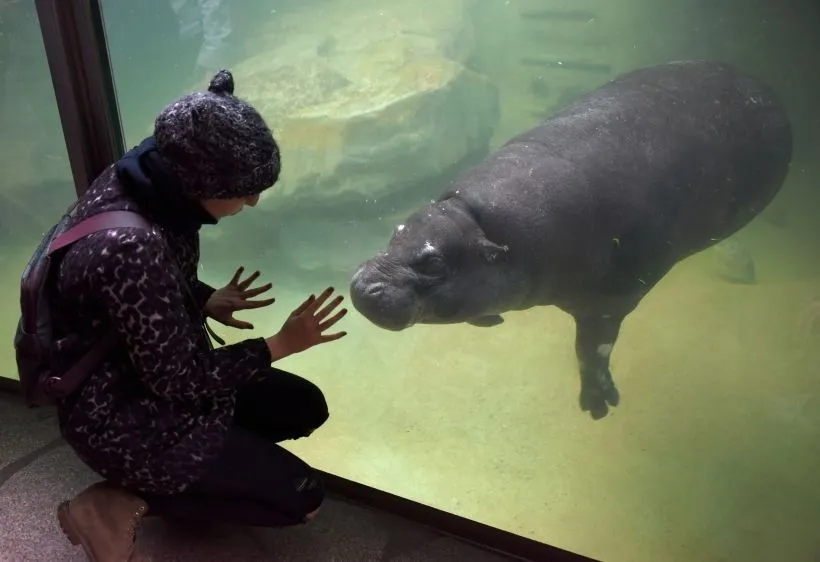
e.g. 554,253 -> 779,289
573,313 -> 625,420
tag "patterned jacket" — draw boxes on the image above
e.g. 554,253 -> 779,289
53,139 -> 272,494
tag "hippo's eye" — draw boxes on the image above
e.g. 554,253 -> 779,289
413,253 -> 447,278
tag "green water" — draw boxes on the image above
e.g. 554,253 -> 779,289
3,0 -> 820,560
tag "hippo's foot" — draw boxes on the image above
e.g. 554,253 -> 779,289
579,368 -> 620,420
573,311 -> 628,420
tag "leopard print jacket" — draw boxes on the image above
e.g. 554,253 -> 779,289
52,165 -> 272,495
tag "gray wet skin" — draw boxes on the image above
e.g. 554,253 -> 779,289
350,60 -> 793,420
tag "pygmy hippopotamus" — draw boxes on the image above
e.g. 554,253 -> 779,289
349,60 -> 793,420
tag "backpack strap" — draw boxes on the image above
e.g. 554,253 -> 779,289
46,333 -> 120,398
41,211 -> 152,399
42,209 -> 222,399
49,211 -> 151,255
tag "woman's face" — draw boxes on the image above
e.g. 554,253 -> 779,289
200,193 -> 260,219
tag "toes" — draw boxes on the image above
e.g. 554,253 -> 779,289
589,406 -> 608,420
603,384 -> 620,407
579,369 -> 620,418
579,387 -> 609,419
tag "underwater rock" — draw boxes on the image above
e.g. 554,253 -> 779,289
231,0 -> 499,211
711,238 -> 757,284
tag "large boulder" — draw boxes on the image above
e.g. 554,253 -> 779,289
199,0 -> 500,283
230,0 -> 500,213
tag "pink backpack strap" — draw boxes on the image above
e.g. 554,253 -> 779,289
48,211 -> 152,255
36,210 -> 152,399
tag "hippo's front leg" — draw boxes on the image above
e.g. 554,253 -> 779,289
573,314 -> 624,420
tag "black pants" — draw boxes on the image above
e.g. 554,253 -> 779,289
141,369 -> 329,527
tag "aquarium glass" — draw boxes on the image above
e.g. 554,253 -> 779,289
0,0 -> 78,380
98,1 -> 820,560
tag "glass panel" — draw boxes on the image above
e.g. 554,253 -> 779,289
99,0 -> 820,560
0,0 -> 77,380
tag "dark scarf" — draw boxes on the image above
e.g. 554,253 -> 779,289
115,136 -> 217,232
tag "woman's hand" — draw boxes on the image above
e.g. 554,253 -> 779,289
204,267 -> 276,329
266,287 -> 348,361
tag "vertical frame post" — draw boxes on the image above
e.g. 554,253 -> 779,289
34,0 -> 122,196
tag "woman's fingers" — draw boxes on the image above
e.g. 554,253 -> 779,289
242,297 -> 276,309
236,270 -> 261,290
306,287 -> 336,314
229,266 -> 245,286
290,288 -> 349,339
242,282 -> 273,299
319,330 -> 347,343
291,294 -> 316,316
315,295 -> 344,322
224,318 -> 255,330
318,308 -> 347,331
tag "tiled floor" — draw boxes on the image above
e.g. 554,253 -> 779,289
0,391 -> 520,562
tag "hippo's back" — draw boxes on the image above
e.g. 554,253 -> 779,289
507,60 -> 793,255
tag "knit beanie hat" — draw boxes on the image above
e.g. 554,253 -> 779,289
153,69 -> 280,199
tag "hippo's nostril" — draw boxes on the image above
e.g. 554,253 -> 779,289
349,276 -> 416,331
364,282 -> 386,297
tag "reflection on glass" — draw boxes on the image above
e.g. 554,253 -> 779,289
0,0 -> 76,380
99,0 -> 820,560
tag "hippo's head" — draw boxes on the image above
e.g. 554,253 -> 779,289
349,198 -> 511,331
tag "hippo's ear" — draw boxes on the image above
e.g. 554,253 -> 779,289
478,238 -> 509,263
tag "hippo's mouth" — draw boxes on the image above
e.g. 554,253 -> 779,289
364,311 -> 417,332
349,266 -> 419,331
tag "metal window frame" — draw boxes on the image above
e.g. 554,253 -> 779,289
34,0 -> 123,196
26,1 -> 595,560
